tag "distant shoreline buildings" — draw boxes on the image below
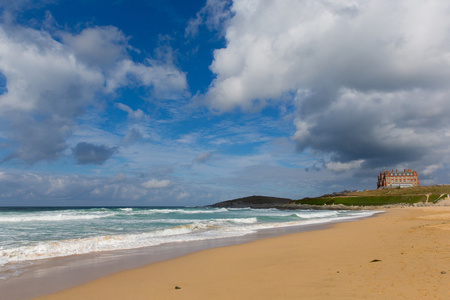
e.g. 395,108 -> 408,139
377,169 -> 420,189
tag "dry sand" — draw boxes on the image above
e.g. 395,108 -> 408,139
36,207 -> 449,300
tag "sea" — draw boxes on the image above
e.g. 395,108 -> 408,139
0,206 -> 379,283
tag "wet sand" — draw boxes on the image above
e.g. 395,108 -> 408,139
1,219 -> 335,300
35,207 -> 450,299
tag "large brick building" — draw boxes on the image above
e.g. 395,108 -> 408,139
377,169 -> 420,189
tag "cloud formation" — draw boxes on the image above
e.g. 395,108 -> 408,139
116,103 -> 147,120
141,179 -> 172,189
195,152 -> 213,163
185,0 -> 233,38
122,128 -> 143,145
73,142 -> 118,165
325,159 -> 365,172
205,0 -> 450,171
0,24 -> 187,164
0,172 -> 184,206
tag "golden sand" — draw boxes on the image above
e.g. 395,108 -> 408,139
36,207 -> 450,300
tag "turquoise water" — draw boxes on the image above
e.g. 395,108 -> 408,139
0,206 -> 378,279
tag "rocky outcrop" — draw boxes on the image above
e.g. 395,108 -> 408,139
210,195 -> 293,208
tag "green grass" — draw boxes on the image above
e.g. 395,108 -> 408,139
294,185 -> 450,206
295,195 -> 427,206
428,194 -> 443,203
346,185 -> 450,197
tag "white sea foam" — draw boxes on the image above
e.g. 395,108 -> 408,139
0,213 -> 115,223
0,208 -> 381,273
0,220 -> 251,264
222,217 -> 258,224
295,211 -> 339,219
137,208 -> 229,214
180,208 -> 229,214
0,257 -> 7,268
120,208 -> 229,216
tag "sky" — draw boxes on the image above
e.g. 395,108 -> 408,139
0,0 -> 449,206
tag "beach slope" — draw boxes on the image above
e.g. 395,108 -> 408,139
36,207 -> 449,299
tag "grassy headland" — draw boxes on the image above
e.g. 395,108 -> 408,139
294,185 -> 450,206
211,185 -> 450,209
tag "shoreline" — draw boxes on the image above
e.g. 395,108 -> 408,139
34,207 -> 449,299
1,211 -> 375,300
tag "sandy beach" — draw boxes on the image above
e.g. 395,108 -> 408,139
35,207 -> 449,300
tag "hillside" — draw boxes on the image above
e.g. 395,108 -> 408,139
294,185 -> 450,206
210,186 -> 450,209
210,195 -> 293,208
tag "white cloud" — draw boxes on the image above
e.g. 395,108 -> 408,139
0,26 -> 103,112
177,191 -> 190,199
0,24 -> 188,163
61,26 -> 188,98
177,133 -> 199,144
195,152 -> 213,163
326,159 -> 365,172
422,165 -> 442,176
141,179 -> 172,189
185,0 -> 233,38
203,0 -> 450,174
206,0 -> 450,111
116,103 -> 147,120
292,119 -> 311,148
61,26 -> 129,70
105,59 -> 188,99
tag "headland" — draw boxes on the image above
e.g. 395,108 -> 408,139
211,185 -> 450,210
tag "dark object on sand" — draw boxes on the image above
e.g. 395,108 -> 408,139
175,286 -> 181,290
370,259 -> 382,263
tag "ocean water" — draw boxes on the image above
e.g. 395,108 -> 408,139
0,206 -> 379,280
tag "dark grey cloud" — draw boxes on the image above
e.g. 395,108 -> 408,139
293,88 -> 450,172
73,142 -> 118,165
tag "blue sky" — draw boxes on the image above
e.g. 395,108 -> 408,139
1,0 -> 450,206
